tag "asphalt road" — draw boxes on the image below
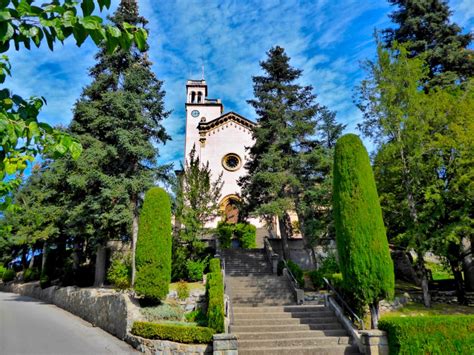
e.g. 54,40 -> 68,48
0,291 -> 138,355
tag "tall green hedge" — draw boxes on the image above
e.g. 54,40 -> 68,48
135,187 -> 172,301
333,135 -> 394,312
206,258 -> 225,333
378,316 -> 474,354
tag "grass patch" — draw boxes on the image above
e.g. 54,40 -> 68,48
384,302 -> 474,317
425,261 -> 454,281
169,282 -> 205,293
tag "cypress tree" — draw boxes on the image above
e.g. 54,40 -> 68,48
383,0 -> 474,87
135,187 -> 172,301
333,134 -> 394,328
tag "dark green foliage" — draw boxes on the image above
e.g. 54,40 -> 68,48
208,258 -> 221,274
333,134 -> 394,306
286,260 -> 304,288
277,260 -> 285,276
383,0 -> 474,87
216,222 -> 257,249
23,268 -> 40,282
176,280 -> 190,300
131,322 -> 214,344
135,187 -> 172,301
216,222 -> 233,249
206,260 -> 224,333
107,255 -> 131,290
378,316 -> 474,354
309,254 -> 340,289
234,223 -> 257,249
186,258 -> 208,282
2,269 -> 15,282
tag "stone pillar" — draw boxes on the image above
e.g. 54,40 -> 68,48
213,334 -> 238,355
360,330 -> 389,355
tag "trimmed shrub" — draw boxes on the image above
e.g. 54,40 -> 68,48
333,134 -> 394,324
208,258 -> 221,274
186,258 -> 207,282
234,223 -> 257,248
2,269 -> 15,282
176,280 -> 190,300
23,267 -> 40,282
107,255 -> 131,290
287,260 -> 304,288
378,316 -> 474,354
141,303 -> 184,322
206,260 -> 224,333
131,321 -> 214,344
135,187 -> 172,301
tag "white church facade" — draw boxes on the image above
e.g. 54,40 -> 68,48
183,79 -> 264,228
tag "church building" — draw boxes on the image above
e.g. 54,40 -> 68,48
184,79 -> 262,228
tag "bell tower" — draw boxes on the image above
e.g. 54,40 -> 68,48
184,80 -> 223,160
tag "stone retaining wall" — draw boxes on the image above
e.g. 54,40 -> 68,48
0,282 -> 136,340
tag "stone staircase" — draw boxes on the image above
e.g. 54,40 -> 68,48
222,249 -> 361,354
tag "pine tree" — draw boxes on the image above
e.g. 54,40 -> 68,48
333,134 -> 394,329
65,0 -> 169,286
240,46 -> 334,257
383,0 -> 474,87
135,187 -> 172,301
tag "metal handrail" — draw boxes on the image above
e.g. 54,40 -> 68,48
323,277 -> 365,330
282,259 -> 301,289
220,257 -> 234,331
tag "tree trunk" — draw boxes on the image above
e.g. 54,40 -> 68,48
21,246 -> 28,270
71,243 -> 81,271
93,244 -> 107,287
415,253 -> 431,307
278,213 -> 291,260
130,198 -> 139,286
28,250 -> 35,268
41,242 -> 47,272
463,237 -> 474,291
369,301 -> 380,329
449,259 -> 465,304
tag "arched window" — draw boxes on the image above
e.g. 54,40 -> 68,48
191,91 -> 196,103
197,92 -> 202,103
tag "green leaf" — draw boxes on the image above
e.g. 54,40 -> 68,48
62,10 -> 77,28
89,28 -> 105,46
134,28 -> 147,52
28,121 -> 40,139
72,24 -> 87,47
69,141 -> 82,159
0,22 -> 14,42
81,0 -> 95,17
0,11 -> 11,21
97,0 -> 111,11
107,25 -> 121,38
16,0 -> 32,16
80,16 -> 103,30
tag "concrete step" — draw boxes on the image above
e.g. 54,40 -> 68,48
235,329 -> 348,340
233,317 -> 339,326
238,345 -> 361,355
232,300 -> 296,306
233,305 -> 327,313
233,311 -> 335,320
230,323 -> 343,333
238,337 -> 352,349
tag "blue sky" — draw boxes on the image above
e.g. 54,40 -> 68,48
5,0 -> 474,169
